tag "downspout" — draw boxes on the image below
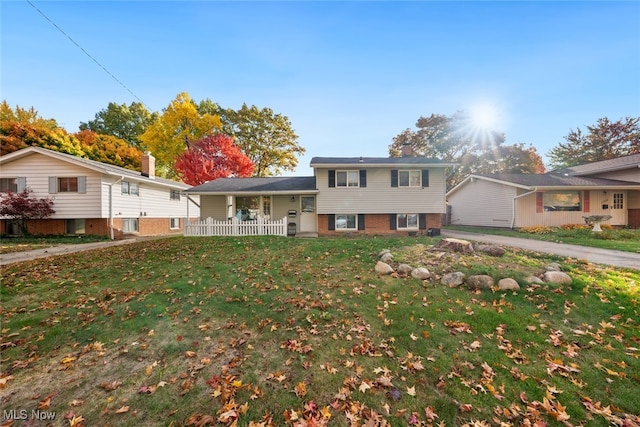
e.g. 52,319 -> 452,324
512,189 -> 537,229
109,176 -> 124,240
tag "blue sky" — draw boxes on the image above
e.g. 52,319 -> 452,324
2,1 -> 639,176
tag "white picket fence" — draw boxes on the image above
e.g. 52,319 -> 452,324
184,216 -> 288,237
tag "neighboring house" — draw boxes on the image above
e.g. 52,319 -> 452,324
0,146 -> 199,238
447,154 -> 640,229
185,156 -> 456,236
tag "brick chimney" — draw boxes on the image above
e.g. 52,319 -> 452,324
141,152 -> 155,178
400,143 -> 415,157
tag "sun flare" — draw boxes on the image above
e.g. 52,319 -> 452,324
470,103 -> 499,130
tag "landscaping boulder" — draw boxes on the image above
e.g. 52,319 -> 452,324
523,275 -> 545,285
380,252 -> 394,263
411,267 -> 431,280
441,272 -> 466,288
375,261 -> 394,275
543,271 -> 572,284
433,238 -> 475,254
545,263 -> 563,272
466,275 -> 494,290
378,249 -> 391,257
397,264 -> 413,276
498,278 -> 520,291
475,244 -> 506,257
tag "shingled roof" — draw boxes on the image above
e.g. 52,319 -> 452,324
186,176 -> 317,194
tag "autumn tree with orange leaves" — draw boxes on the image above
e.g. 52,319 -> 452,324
174,134 -> 254,186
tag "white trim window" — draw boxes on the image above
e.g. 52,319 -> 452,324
397,213 -> 419,229
337,170 -> 359,187
170,218 -> 180,229
170,190 -> 181,200
122,218 -> 139,232
336,214 -> 357,230
122,181 -> 139,196
399,170 -> 421,187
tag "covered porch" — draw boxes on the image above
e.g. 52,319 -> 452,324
184,176 -> 319,237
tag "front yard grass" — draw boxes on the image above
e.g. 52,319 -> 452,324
444,225 -> 640,253
1,236 -> 638,426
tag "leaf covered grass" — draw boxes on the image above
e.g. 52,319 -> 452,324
1,236 -> 638,426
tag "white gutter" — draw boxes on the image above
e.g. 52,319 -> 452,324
511,189 -> 537,229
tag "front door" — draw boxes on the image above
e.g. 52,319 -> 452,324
300,196 -> 317,233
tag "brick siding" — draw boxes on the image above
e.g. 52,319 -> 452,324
318,213 -> 442,236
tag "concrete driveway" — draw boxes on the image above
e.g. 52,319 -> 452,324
442,230 -> 640,271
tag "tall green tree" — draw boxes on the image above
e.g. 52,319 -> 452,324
215,103 -> 305,177
139,93 -> 222,178
389,112 -> 545,189
79,102 -> 158,149
547,116 -> 640,169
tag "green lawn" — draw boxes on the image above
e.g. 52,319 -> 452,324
444,225 -> 640,253
1,236 -> 638,426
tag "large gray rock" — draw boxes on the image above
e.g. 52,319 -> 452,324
397,263 -> 413,276
543,271 -> 572,284
375,261 -> 394,275
466,275 -> 494,290
378,249 -> 391,257
475,244 -> 506,257
380,252 -> 394,263
497,278 -> 520,291
523,275 -> 545,285
411,267 -> 431,280
441,272 -> 466,288
545,263 -> 563,272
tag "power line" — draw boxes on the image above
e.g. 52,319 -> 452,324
25,0 -> 149,109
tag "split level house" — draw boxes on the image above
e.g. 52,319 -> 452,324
446,153 -> 640,229
0,146 -> 199,239
185,156 -> 457,236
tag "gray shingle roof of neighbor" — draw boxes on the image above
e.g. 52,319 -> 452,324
473,173 -> 639,188
310,157 -> 457,166
186,176 -> 317,193
0,146 -> 191,189
552,153 -> 640,176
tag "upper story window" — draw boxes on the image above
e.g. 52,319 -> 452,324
0,178 -> 18,193
170,190 -> 181,200
391,169 -> 429,188
58,177 -> 78,193
328,169 -> 367,188
48,176 -> 86,194
122,181 -> 139,196
399,170 -> 421,187
337,170 -> 359,187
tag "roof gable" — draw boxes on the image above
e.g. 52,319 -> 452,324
552,153 -> 640,176
186,176 -> 317,193
1,146 -> 191,190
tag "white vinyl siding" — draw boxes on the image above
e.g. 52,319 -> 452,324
448,179 -> 516,227
1,155 -> 102,219
316,168 -> 447,214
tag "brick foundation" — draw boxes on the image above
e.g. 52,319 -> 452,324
318,213 -> 442,236
1,217 -> 189,239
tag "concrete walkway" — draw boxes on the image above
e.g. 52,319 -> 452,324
0,235 -> 175,266
441,230 -> 640,271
